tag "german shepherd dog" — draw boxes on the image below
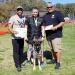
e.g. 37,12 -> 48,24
32,36 -> 43,71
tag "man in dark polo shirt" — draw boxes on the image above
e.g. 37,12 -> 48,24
43,2 -> 65,69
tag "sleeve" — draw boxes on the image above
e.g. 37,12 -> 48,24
8,16 -> 14,25
57,11 -> 65,22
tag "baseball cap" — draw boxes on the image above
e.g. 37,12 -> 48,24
16,6 -> 23,10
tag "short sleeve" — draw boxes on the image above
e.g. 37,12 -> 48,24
57,11 -> 65,22
8,16 -> 14,25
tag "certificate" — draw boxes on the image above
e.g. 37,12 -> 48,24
14,28 -> 27,38
45,25 -> 53,30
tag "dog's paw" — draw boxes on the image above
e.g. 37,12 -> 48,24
31,58 -> 33,64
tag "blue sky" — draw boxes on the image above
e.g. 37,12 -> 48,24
44,0 -> 75,4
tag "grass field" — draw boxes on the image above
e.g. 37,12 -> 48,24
0,24 -> 75,75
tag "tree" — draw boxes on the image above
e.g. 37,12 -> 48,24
56,3 -> 75,18
0,0 -> 46,21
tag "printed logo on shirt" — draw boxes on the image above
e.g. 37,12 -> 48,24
17,19 -> 25,27
51,15 -> 55,18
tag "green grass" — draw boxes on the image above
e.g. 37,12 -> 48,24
0,24 -> 75,75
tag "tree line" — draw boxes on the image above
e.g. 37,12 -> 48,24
0,0 -> 75,22
56,3 -> 75,18
0,0 -> 46,22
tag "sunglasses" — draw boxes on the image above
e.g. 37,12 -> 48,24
47,6 -> 53,9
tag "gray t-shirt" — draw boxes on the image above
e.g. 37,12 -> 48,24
9,14 -> 26,39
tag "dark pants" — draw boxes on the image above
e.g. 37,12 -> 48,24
12,39 -> 24,68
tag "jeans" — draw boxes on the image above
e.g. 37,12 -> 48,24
12,39 -> 24,68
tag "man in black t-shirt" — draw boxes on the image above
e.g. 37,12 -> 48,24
43,2 -> 65,69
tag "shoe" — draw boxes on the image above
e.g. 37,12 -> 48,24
16,66 -> 21,72
47,59 -> 56,64
55,62 -> 60,69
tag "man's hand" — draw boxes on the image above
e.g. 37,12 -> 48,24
24,36 -> 28,41
11,30 -> 18,34
45,25 -> 53,31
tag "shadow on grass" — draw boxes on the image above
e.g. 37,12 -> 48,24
43,50 -> 52,60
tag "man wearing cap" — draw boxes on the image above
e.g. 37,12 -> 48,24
43,2 -> 65,69
8,6 -> 27,71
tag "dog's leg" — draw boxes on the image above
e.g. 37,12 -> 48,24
33,59 -> 36,71
27,45 -> 33,61
38,59 -> 42,71
27,50 -> 31,61
41,50 -> 44,62
33,46 -> 36,71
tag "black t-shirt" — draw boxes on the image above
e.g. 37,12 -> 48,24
43,10 -> 65,39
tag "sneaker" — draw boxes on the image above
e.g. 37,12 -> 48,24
55,62 -> 60,69
47,59 -> 56,64
16,66 -> 21,72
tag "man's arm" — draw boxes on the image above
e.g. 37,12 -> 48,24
8,16 -> 18,34
25,25 -> 28,36
51,22 -> 64,31
23,24 -> 28,40
51,11 -> 65,31
41,26 -> 45,37
8,23 -> 15,34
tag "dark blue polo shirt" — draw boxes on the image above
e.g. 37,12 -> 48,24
43,10 -> 65,39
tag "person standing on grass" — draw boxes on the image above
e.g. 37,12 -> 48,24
8,6 -> 27,72
25,7 -> 44,64
43,2 -> 65,69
